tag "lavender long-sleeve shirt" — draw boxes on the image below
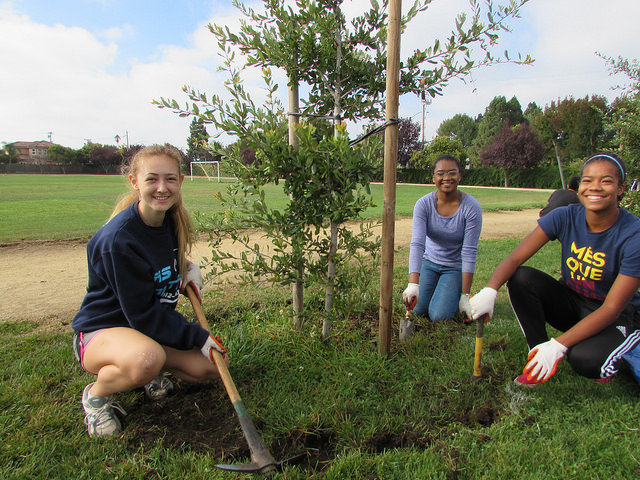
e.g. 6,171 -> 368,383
408,192 -> 483,274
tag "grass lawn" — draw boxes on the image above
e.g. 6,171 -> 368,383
1,174 -> 638,479
1,241 -> 639,479
0,174 -> 551,243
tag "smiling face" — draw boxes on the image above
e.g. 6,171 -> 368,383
578,159 -> 625,215
432,158 -> 461,194
129,153 -> 184,226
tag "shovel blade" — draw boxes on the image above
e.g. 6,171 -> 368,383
215,453 -> 305,474
399,317 -> 414,342
215,462 -> 277,473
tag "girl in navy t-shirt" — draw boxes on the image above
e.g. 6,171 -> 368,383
470,153 -> 640,386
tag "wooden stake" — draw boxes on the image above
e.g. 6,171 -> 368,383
378,0 -> 402,356
288,81 -> 304,329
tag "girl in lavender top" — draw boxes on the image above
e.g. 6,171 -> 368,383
403,155 -> 483,322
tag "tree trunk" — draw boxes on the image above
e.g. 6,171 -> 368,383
504,169 -> 509,188
293,275 -> 304,330
323,12 -> 344,338
322,220 -> 338,341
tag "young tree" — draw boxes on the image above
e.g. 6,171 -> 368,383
155,0 -> 533,333
480,121 -> 545,187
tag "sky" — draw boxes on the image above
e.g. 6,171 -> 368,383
1,0 -> 639,151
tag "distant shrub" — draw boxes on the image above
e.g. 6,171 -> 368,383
620,190 -> 640,217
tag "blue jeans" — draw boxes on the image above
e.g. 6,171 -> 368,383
412,259 -> 462,321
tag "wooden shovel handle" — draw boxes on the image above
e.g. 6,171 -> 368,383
185,285 -> 241,404
185,284 -> 277,472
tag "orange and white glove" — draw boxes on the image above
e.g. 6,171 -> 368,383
183,263 -> 203,303
470,287 -> 497,321
403,283 -> 419,310
523,338 -> 567,383
200,334 -> 227,364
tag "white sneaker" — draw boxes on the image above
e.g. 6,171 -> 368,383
144,372 -> 174,401
82,383 -> 126,437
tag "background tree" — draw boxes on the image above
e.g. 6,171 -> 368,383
523,101 -> 543,125
480,121 -> 545,187
436,113 -> 478,149
395,117 -> 423,167
89,145 -> 121,174
47,144 -> 86,172
600,54 -> 640,177
186,117 -> 210,163
609,96 -> 640,178
560,96 -> 610,159
471,95 -> 524,163
119,144 -> 145,170
411,136 -> 466,171
535,96 -> 609,168
0,143 -> 18,163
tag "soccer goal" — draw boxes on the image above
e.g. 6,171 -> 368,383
190,160 -> 221,182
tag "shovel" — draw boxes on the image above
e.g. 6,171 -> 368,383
471,314 -> 489,382
399,298 -> 416,342
186,285 -> 302,474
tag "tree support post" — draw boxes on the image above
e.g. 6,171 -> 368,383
288,81 -> 304,329
379,0 -> 402,356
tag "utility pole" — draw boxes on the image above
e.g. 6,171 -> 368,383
48,131 -> 53,142
420,78 -> 431,145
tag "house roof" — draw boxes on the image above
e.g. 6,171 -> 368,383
9,141 -> 55,148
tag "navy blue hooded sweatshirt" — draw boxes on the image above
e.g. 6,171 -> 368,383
72,202 -> 208,350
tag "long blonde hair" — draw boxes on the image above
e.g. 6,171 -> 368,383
110,144 -> 195,280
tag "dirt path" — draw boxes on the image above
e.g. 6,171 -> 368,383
0,209 -> 541,324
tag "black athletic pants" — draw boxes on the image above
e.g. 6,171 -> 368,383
506,266 -> 640,379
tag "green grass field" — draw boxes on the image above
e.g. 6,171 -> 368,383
1,175 -> 638,479
0,174 -> 551,243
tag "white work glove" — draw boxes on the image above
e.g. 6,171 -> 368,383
470,287 -> 498,321
458,293 -> 472,320
200,334 -> 227,364
403,283 -> 420,309
523,338 -> 567,383
183,263 -> 203,303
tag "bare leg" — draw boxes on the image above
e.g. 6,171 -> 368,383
162,346 -> 230,383
82,327 -> 166,397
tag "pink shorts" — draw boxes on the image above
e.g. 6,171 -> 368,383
72,330 -> 104,374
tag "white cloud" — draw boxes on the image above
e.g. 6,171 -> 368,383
2,0 -> 640,150
98,24 -> 132,42
406,0 -> 640,138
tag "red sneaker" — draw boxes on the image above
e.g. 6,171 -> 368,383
595,375 -> 615,384
514,373 -> 541,388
